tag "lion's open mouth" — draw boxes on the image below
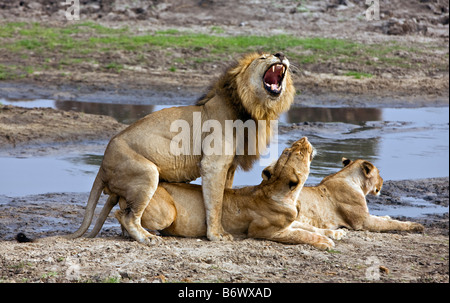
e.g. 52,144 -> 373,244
263,63 -> 286,95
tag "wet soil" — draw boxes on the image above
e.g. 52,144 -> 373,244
0,105 -> 125,148
0,177 -> 448,283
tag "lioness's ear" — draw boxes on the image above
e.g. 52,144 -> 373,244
362,161 -> 375,177
342,158 -> 352,167
262,166 -> 273,180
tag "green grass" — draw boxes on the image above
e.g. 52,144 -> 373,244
0,64 -> 8,80
343,71 -> 374,79
326,249 -> 342,254
1,22 -> 362,59
86,31 -> 346,54
102,276 -> 121,283
0,21 -> 368,56
0,21 -> 444,81
105,62 -> 123,72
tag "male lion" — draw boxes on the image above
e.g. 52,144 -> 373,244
88,138 -> 342,250
69,52 -> 295,243
295,158 -> 424,232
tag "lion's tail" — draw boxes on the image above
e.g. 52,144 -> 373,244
85,194 -> 119,238
64,172 -> 104,239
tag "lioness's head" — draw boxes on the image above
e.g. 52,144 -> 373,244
200,52 -> 295,121
261,137 -> 315,201
342,158 -> 383,196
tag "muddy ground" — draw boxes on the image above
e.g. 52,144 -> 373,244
0,177 -> 448,284
0,0 -> 449,285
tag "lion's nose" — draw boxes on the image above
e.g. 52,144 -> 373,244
274,52 -> 286,62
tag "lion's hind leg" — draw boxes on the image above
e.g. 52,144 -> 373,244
115,205 -> 160,244
111,158 -> 161,245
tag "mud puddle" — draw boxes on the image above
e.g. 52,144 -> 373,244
0,98 -> 448,218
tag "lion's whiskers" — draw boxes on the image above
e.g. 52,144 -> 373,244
288,63 -> 301,73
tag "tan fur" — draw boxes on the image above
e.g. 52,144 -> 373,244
69,52 -> 295,243
89,138 -> 341,250
296,158 -> 424,232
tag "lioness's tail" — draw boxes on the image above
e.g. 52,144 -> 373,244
65,172 -> 104,239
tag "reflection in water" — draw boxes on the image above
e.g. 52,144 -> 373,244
66,154 -> 104,167
56,101 -> 155,124
306,138 -> 380,182
287,107 -> 382,124
1,98 -> 383,125
0,98 -> 382,125
58,102 -> 382,126
56,101 -> 383,126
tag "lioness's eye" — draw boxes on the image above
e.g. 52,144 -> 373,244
289,180 -> 299,191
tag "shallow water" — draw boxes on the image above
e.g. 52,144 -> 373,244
370,196 -> 449,218
1,98 -> 448,218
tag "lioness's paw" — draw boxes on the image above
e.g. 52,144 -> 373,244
313,236 -> 335,251
328,229 -> 346,240
140,235 -> 163,245
410,223 -> 425,232
207,231 -> 234,242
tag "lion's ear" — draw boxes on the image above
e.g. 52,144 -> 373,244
362,161 -> 375,177
342,158 -> 352,167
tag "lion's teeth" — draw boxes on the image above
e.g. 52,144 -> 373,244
282,66 -> 286,74
272,66 -> 275,73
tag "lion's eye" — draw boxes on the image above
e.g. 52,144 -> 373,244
259,56 -> 266,60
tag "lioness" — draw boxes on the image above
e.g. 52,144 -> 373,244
69,52 -> 295,243
295,158 -> 424,232
88,138 -> 342,250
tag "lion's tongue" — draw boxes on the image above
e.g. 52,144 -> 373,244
264,70 -> 279,85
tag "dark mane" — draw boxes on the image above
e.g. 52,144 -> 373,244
196,59 -> 251,121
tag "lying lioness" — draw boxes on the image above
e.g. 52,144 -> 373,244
295,158 -> 424,232
88,138 -> 343,250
